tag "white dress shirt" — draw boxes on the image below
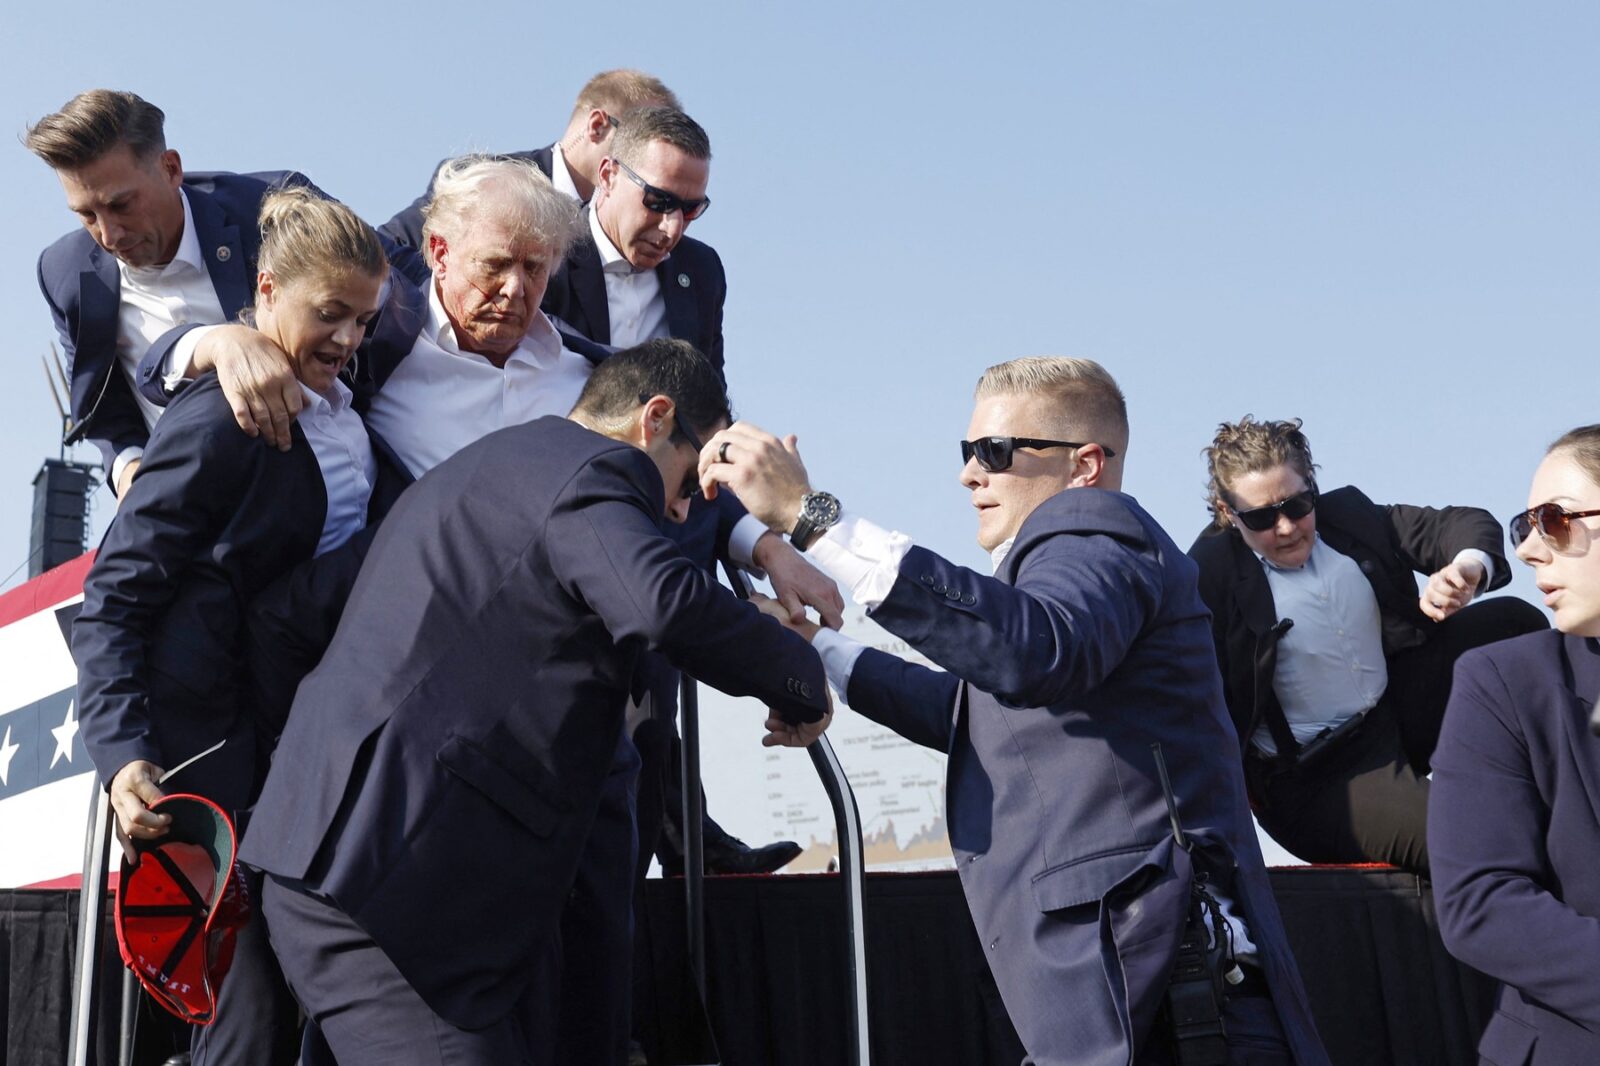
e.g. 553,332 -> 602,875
362,285 -> 600,478
548,143 -> 584,203
295,378 -> 375,556
589,208 -> 669,349
112,189 -> 227,485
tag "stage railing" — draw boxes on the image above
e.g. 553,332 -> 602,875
690,567 -> 871,1065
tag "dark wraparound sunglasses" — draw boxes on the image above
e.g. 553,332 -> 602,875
960,436 -> 1116,473
671,417 -> 704,501
614,159 -> 711,220
1508,503 -> 1600,552
1231,488 -> 1318,532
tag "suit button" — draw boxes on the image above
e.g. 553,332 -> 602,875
800,683 -> 813,699
945,589 -> 961,601
921,574 -> 935,586
933,584 -> 947,595
785,678 -> 796,693
961,594 -> 976,606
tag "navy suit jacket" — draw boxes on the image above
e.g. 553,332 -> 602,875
379,145 -> 556,250
239,416 -> 827,1030
1189,485 -> 1509,764
843,489 -> 1328,1066
71,375 -> 336,815
542,206 -> 727,372
37,171 -> 313,474
1430,631 -> 1600,1065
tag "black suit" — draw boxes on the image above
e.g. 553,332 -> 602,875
72,374 -> 355,1066
240,417 -> 826,1064
1189,486 -> 1544,873
542,208 -> 726,371
380,146 -> 556,250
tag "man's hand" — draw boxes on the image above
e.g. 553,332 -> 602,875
699,422 -> 813,532
754,533 -> 844,630
750,590 -> 824,641
108,760 -> 170,863
114,459 -> 141,500
762,692 -> 834,749
193,325 -> 302,450
1419,556 -> 1485,622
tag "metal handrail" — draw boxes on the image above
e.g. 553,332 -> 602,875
679,567 -> 870,1065
67,783 -> 112,1066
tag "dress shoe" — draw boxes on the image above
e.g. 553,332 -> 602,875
661,835 -> 803,876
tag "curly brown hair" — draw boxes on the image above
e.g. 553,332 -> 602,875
1203,416 -> 1317,527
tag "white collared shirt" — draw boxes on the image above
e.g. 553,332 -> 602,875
113,189 -> 228,483
549,143 -> 584,203
295,378 -> 375,556
362,283 -> 598,478
588,207 -> 669,349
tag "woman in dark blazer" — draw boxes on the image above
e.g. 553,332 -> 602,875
71,187 -> 390,1066
1430,424 -> 1600,1066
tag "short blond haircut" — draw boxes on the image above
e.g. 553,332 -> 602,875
255,186 -> 385,304
570,69 -> 679,121
975,356 -> 1129,456
25,89 -> 166,169
420,155 -> 582,261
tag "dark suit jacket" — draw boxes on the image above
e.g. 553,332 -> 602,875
380,145 -> 556,250
542,207 -> 727,371
71,375 -> 334,814
1188,486 -> 1509,763
1430,631 -> 1600,1065
37,171 -> 313,474
238,416 -> 827,1030
842,488 -> 1328,1066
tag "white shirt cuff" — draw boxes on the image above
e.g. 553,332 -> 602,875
162,324 -> 218,394
811,625 -> 868,696
111,447 -> 144,492
728,514 -> 768,574
807,512 -> 913,610
1453,548 -> 1495,596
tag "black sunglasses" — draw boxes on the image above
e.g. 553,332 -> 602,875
613,159 -> 711,220
1230,488 -> 1318,532
1508,502 -> 1600,553
959,436 -> 1116,473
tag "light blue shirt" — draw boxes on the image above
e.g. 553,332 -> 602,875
1253,536 -> 1387,754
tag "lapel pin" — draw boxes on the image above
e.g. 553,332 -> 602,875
215,245 -> 232,262
677,273 -> 691,288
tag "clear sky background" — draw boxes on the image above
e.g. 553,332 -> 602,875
0,0 -> 1594,609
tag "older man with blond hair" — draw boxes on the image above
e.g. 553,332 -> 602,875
699,357 -> 1332,1066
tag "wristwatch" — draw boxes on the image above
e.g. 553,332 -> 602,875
789,491 -> 841,552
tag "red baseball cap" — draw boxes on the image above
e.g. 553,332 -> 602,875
113,793 -> 251,1025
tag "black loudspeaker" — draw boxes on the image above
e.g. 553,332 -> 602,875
29,459 -> 96,577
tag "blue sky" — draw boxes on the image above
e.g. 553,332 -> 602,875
0,1 -> 1594,603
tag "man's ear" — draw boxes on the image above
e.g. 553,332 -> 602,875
157,149 -> 183,188
426,232 -> 449,274
639,394 -> 675,447
1070,443 -> 1112,489
585,109 -> 611,145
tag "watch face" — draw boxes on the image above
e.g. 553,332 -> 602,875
803,492 -> 841,525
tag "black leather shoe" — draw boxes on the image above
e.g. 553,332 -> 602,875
661,835 -> 803,876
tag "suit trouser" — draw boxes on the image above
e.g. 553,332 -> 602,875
262,876 -> 533,1066
190,867 -> 301,1066
526,733 -> 640,1066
